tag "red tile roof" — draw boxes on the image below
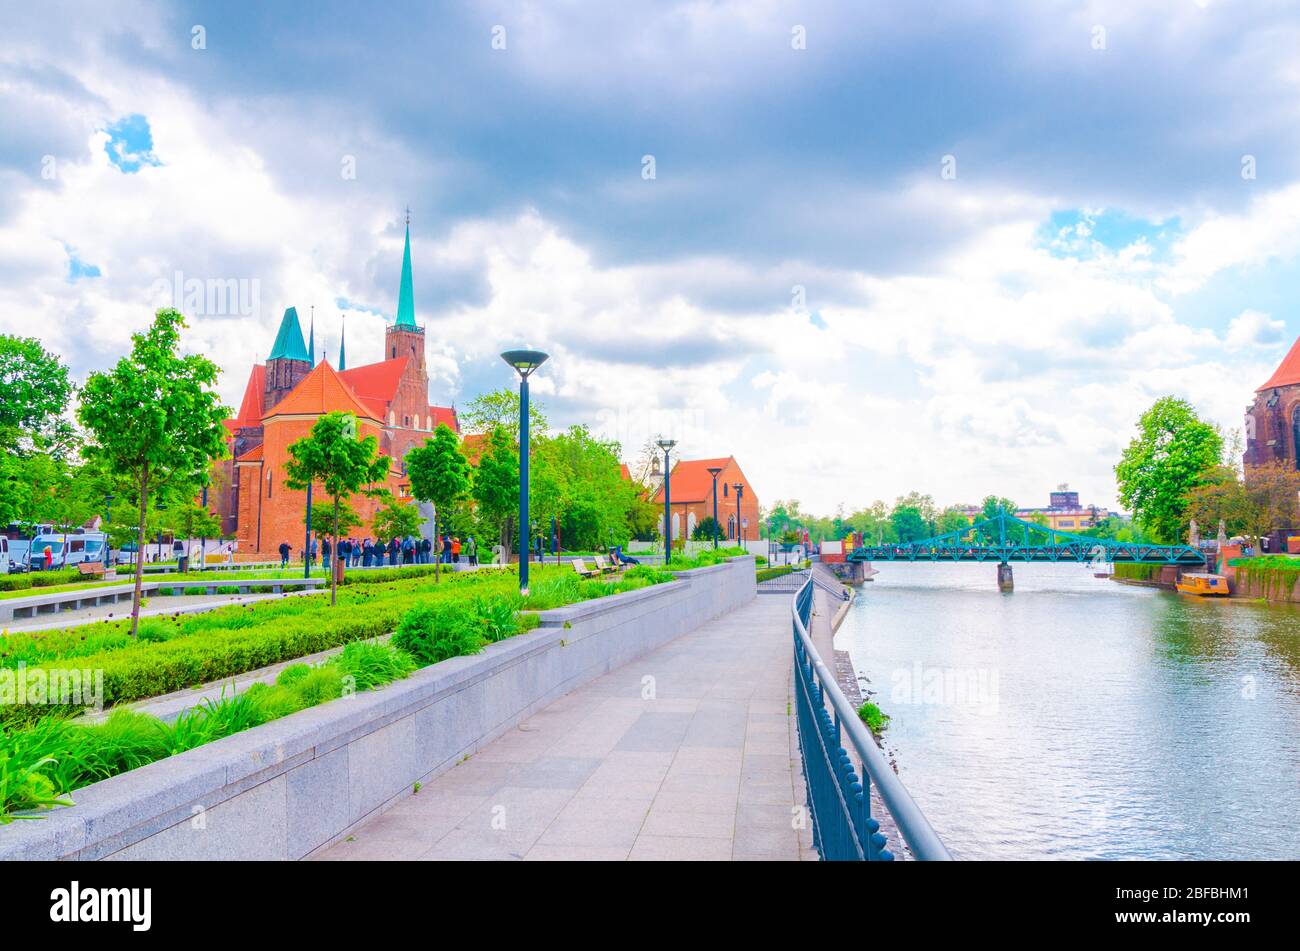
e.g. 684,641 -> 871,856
430,405 -> 459,432
236,444 -> 264,462
263,360 -> 381,422
339,358 -> 406,404
1258,335 -> 1300,390
228,364 -> 265,430
652,457 -> 733,503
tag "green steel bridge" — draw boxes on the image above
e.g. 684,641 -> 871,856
847,510 -> 1205,571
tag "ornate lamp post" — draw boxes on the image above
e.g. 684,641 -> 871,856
200,484 -> 209,573
657,439 -> 676,564
502,349 -> 549,595
732,482 -> 744,549
706,466 -> 723,550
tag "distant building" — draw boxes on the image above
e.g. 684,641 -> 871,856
212,218 -> 458,554
960,491 -> 1110,532
650,456 -> 760,542
1244,334 -> 1300,475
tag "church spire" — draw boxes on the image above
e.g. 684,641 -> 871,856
268,306 -> 309,362
308,305 -> 316,367
338,314 -> 347,371
395,208 -> 417,329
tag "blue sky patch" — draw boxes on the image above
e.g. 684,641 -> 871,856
103,114 -> 160,173
1038,209 -> 1181,262
66,253 -> 100,283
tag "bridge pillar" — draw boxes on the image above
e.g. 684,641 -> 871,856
997,562 -> 1014,592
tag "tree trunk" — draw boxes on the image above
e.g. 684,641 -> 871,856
331,494 -> 339,607
433,511 -> 439,583
131,464 -> 148,638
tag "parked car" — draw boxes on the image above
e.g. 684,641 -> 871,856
24,532 -> 108,571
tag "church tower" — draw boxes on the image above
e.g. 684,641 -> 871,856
385,211 -> 430,434
264,306 -> 312,412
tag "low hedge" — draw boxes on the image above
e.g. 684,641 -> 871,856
0,569 -> 84,593
756,565 -> 794,583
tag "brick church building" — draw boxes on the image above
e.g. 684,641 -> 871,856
1244,333 -> 1300,475
212,218 -> 458,554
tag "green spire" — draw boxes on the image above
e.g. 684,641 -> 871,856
395,212 -> 417,329
268,306 -> 310,362
307,307 -> 315,367
338,318 -> 347,371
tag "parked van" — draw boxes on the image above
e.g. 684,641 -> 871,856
24,532 -> 108,571
0,536 -> 10,574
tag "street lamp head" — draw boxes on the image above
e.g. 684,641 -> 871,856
500,349 -> 549,378
733,482 -> 744,497
706,466 -> 723,478
656,438 -> 677,452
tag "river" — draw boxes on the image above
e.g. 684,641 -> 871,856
838,562 -> 1300,860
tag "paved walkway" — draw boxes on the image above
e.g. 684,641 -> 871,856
316,595 -> 818,861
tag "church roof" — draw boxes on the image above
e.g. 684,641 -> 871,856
395,222 -> 417,329
224,364 -> 266,434
1257,335 -> 1300,391
268,307 -> 310,362
340,357 -> 408,405
263,360 -> 381,423
652,457 -> 738,504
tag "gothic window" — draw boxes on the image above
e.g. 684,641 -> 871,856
727,515 -> 736,540
1292,405 -> 1300,470
391,346 -> 396,359
723,483 -> 729,497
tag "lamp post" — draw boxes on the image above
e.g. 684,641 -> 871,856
706,466 -> 722,550
501,348 -> 549,595
199,484 -> 209,573
304,481 -> 313,580
104,494 -> 115,570
657,438 -> 676,564
732,483 -> 744,551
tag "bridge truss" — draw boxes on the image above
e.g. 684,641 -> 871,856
847,510 -> 1205,566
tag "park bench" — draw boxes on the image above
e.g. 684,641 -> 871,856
76,563 -> 105,577
592,555 -> 620,575
571,559 -> 600,579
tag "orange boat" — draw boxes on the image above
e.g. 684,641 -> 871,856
1175,573 -> 1230,597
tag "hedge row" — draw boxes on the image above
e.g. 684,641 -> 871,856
756,565 -> 795,583
0,569 -> 84,592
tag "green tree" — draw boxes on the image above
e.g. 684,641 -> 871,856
0,334 -> 75,456
531,425 -> 635,551
77,309 -> 230,636
283,412 -> 389,605
1115,397 -> 1223,543
306,499 -> 363,539
369,494 -> 421,541
890,504 -> 928,543
691,515 -> 720,541
470,427 -> 520,559
406,423 -> 472,580
162,501 -> 223,559
459,388 -> 548,438
936,506 -> 971,536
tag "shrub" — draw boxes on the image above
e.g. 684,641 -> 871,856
856,701 -> 889,734
335,640 -> 416,689
393,602 -> 485,665
216,585 -> 239,595
756,566 -> 794,583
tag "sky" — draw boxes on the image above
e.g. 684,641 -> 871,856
4,0 -> 1300,516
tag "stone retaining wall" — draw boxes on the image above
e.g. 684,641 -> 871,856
0,557 -> 756,861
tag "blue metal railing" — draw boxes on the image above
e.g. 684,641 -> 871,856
791,576 -> 952,861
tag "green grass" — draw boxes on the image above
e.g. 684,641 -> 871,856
1112,563 -> 1161,581
756,565 -> 794,583
0,639 -> 415,823
856,701 -> 890,735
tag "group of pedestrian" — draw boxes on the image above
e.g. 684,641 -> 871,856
275,532 -> 480,571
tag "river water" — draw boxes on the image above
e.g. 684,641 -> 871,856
838,562 -> 1300,860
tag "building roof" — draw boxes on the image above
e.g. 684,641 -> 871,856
461,432 -> 489,465
340,357 -> 407,405
620,463 -> 631,481
430,406 -> 458,431
263,359 -> 381,423
268,307 -> 310,362
652,457 -> 736,503
1257,334 -> 1300,391
224,364 -> 266,434
395,222 -> 417,329
236,443 -> 264,462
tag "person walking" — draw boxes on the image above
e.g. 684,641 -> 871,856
452,536 -> 462,564
322,537 -> 332,570
388,536 -> 399,566
465,535 -> 477,566
278,540 -> 291,568
418,536 -> 429,564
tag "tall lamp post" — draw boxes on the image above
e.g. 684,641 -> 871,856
706,466 -> 722,550
502,348 -> 549,595
304,481 -> 313,580
732,483 -> 744,551
657,438 -> 676,564
104,494 -> 115,570
199,484 -> 209,573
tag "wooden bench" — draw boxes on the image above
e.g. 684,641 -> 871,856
592,555 -> 619,575
76,563 -> 105,577
571,558 -> 600,579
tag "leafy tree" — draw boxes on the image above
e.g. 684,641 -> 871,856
77,309 -> 230,636
0,334 -> 75,456
975,495 -> 1018,543
531,425 -> 635,551
1241,460 -> 1300,546
283,411 -> 389,605
936,506 -> 971,536
691,515 -> 720,541
369,494 -> 421,541
1115,397 -> 1222,543
162,501 -> 223,556
470,427 -> 520,559
406,423 -> 472,580
306,499 -> 364,539
889,503 -> 928,543
844,501 -> 896,544
1183,466 -> 1251,541
459,388 -> 548,437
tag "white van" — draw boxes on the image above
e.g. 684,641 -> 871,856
0,536 -> 10,574
25,532 -> 108,571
